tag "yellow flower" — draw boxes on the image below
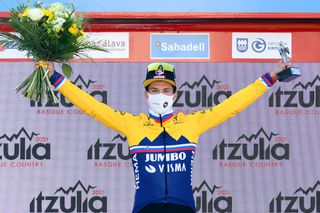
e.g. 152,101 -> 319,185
42,9 -> 54,21
68,23 -> 78,36
80,30 -> 84,36
41,8 -> 54,23
39,61 -> 47,68
20,8 -> 30,17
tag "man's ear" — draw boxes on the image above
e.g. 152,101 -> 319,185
173,91 -> 178,101
144,91 -> 148,100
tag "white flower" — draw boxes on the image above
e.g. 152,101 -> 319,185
48,2 -> 65,14
52,17 -> 66,32
28,8 -> 44,21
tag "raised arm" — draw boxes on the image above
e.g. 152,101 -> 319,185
40,61 -> 135,135
187,62 -> 290,135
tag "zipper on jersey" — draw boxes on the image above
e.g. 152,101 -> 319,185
159,114 -> 168,202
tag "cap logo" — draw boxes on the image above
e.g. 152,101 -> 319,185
155,65 -> 164,76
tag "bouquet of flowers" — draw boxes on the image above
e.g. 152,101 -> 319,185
0,2 -> 107,103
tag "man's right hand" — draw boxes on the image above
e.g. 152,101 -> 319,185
34,61 -> 55,78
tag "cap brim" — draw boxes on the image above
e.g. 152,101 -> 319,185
143,79 -> 176,87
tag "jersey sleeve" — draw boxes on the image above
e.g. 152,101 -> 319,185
187,74 -> 277,135
50,71 -> 136,135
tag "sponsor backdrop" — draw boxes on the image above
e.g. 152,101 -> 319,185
2,31 -> 319,62
0,61 -> 319,213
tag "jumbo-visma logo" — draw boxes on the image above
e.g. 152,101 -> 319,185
0,127 -> 50,168
269,75 -> 320,116
87,134 -> 131,168
193,180 -> 233,212
30,75 -> 107,115
30,180 -> 107,213
212,127 -> 289,168
173,75 -> 233,114
269,181 -> 320,212
150,33 -> 210,59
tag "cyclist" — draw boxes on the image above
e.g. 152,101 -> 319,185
39,61 -> 290,213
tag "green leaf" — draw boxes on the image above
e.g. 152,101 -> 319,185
62,63 -> 73,78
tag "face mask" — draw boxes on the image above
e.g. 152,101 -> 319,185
147,93 -> 174,116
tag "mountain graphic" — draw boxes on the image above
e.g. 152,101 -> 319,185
54,180 -> 97,195
292,75 -> 320,90
179,75 -> 221,89
192,180 -> 221,194
236,127 -> 279,142
72,75 -> 96,88
0,127 -> 39,142
294,180 -> 320,195
112,134 -> 127,142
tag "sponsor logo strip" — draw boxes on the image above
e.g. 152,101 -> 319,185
150,33 -> 210,59
232,32 -> 292,59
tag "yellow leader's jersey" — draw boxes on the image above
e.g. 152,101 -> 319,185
51,71 -> 272,212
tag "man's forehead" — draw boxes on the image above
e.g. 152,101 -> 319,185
149,81 -> 173,88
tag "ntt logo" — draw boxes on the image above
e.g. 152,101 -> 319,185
151,33 -> 210,59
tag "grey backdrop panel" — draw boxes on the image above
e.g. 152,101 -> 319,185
0,62 -> 319,213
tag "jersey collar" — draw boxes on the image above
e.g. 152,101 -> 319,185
149,112 -> 174,124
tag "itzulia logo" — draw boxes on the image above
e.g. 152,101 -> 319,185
269,75 -> 320,116
87,134 -> 131,168
173,75 -> 233,111
193,180 -> 232,213
30,75 -> 108,115
30,180 -> 107,213
0,127 -> 50,167
269,181 -> 320,212
212,127 -> 289,168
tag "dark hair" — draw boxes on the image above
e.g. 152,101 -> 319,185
145,85 -> 177,93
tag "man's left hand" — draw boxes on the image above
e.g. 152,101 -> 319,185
270,60 -> 292,80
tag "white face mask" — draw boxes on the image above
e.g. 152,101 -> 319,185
147,93 -> 174,116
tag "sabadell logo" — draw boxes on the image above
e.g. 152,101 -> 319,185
156,41 -> 206,52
